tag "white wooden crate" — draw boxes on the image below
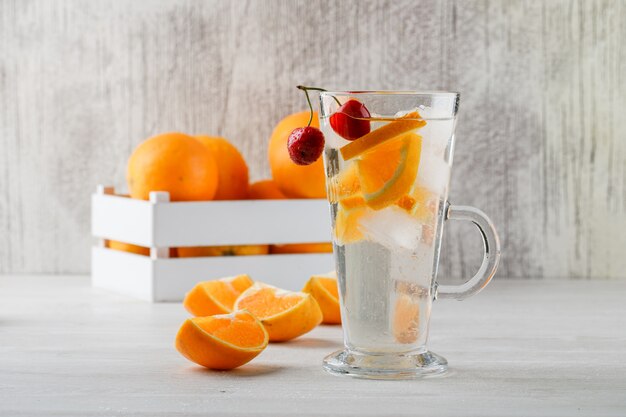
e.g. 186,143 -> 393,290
91,186 -> 334,302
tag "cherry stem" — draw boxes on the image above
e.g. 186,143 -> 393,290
296,85 -> 342,126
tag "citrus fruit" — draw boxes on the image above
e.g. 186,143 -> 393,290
393,294 -> 420,344
183,275 -> 254,317
302,274 -> 341,324
329,163 -> 360,202
269,111 -> 326,198
396,186 -> 437,220
175,310 -> 268,370
106,240 -> 149,256
338,194 -> 366,210
334,206 -> 368,245
339,111 -> 425,161
355,132 -> 422,210
177,245 -> 269,258
127,132 -> 218,201
269,242 -> 333,254
194,135 -> 249,200
234,283 -> 323,342
248,179 -> 287,199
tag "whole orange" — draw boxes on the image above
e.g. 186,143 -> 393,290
177,245 -> 269,257
268,111 -> 327,199
127,133 -> 218,201
269,242 -> 333,254
195,136 -> 249,200
107,240 -> 150,256
248,179 -> 287,200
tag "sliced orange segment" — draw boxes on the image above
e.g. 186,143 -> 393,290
393,294 -> 420,344
330,163 -> 366,209
183,274 -> 254,317
396,194 -> 417,211
234,283 -> 323,342
340,111 -> 425,161
302,274 -> 341,324
356,133 -> 422,210
338,194 -> 366,210
329,163 -> 361,204
396,186 -> 437,219
175,310 -> 268,370
334,206 -> 367,244
336,163 -> 361,196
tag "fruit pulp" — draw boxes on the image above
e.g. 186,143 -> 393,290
322,112 -> 455,353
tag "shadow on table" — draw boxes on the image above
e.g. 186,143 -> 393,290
282,336 -> 343,350
191,363 -> 286,377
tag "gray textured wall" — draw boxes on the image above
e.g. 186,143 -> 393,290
0,0 -> 624,278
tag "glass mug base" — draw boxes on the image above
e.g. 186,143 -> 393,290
322,348 -> 448,380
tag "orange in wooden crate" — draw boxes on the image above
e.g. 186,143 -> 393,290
269,242 -> 332,254
106,240 -> 150,256
183,275 -> 254,317
127,132 -> 218,201
302,274 -> 341,324
177,245 -> 269,258
269,111 -> 326,199
235,283 -> 323,342
195,135 -> 249,200
175,310 -> 268,370
248,179 -> 287,200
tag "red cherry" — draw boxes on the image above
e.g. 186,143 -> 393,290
330,99 -> 371,141
287,126 -> 325,166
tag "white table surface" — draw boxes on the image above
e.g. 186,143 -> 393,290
1,275 -> 625,417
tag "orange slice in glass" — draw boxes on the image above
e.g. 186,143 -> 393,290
234,283 -> 323,342
393,294 -> 420,344
396,186 -> 437,218
356,132 -> 422,210
339,111 -> 425,161
183,274 -> 254,317
334,206 -> 368,244
175,310 -> 269,370
302,274 -> 341,324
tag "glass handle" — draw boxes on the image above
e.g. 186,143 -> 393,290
436,204 -> 501,300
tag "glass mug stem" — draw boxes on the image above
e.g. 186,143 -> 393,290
436,203 -> 501,300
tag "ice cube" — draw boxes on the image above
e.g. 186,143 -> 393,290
359,206 -> 422,252
417,146 -> 450,195
419,118 -> 455,151
324,128 -> 350,150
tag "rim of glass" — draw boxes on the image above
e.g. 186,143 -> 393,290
320,90 -> 459,97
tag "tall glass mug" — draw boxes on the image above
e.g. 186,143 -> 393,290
319,91 -> 500,379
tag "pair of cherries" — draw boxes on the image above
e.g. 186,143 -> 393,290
287,88 -> 371,166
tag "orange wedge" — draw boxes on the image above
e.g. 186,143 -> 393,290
340,111 -> 425,161
338,194 -> 366,210
175,310 -> 268,370
356,132 -> 422,210
396,186 -> 437,219
334,206 -> 367,244
303,274 -> 341,324
393,294 -> 420,344
234,283 -> 323,342
183,275 -> 254,317
329,163 -> 365,209
335,163 -> 361,197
